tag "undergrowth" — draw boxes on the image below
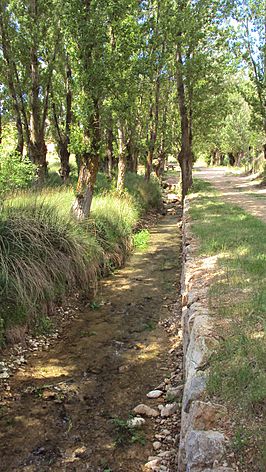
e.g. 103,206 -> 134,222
0,173 -> 161,344
189,178 -> 266,470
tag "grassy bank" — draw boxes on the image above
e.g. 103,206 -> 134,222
189,180 -> 266,471
0,173 -> 161,345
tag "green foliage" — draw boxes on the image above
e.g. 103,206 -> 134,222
0,151 -> 36,197
125,173 -> 161,212
111,417 -> 146,447
133,229 -> 150,251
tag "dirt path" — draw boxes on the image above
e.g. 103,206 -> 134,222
0,206 -> 182,472
194,167 -> 266,223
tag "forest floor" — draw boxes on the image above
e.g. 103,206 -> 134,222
194,166 -> 266,223
0,181 -> 183,472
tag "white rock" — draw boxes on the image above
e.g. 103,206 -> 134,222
144,458 -> 161,470
160,403 -> 178,418
133,404 -> 159,417
0,371 -> 9,379
153,441 -> 161,451
127,417 -> 146,428
147,390 -> 163,399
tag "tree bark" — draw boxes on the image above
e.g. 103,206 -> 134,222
106,127 -> 114,179
0,8 -> 24,155
176,44 -> 193,200
117,124 -> 127,193
145,75 -> 160,181
72,101 -> 100,220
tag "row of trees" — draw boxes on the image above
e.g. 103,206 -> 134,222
0,0 -> 266,217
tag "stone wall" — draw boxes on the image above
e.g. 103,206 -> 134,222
177,197 -> 234,472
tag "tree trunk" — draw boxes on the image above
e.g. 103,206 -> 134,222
72,101 -> 100,220
145,75 -> 160,181
176,45 -> 193,201
0,8 -> 24,155
28,1 -> 47,182
106,127 -> 113,179
117,124 -> 127,193
59,140 -> 70,181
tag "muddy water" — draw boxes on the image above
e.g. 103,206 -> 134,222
0,212 -> 182,472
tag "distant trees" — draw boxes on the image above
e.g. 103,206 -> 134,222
1,0 -> 266,211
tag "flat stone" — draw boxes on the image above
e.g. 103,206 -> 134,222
160,403 -> 178,418
185,430 -> 225,469
147,390 -> 163,399
188,401 -> 227,431
183,373 -> 207,413
202,468 -> 235,472
133,404 -> 159,417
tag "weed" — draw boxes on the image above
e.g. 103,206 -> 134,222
89,301 -> 101,310
133,229 -> 150,251
35,316 -> 53,335
111,416 -> 146,447
143,321 -> 156,331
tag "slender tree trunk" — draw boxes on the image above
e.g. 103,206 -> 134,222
72,101 -> 100,220
145,75 -> 160,181
106,127 -> 113,179
117,124 -> 127,193
52,56 -> 72,182
28,0 -> 47,182
0,9 -> 24,155
176,45 -> 193,200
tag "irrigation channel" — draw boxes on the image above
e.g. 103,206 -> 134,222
0,183 -> 183,472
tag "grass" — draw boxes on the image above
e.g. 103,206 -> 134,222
111,417 -> 146,447
133,229 -> 150,251
0,172 -> 161,344
189,178 -> 266,470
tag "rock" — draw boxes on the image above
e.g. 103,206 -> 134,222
153,441 -> 161,451
183,373 -> 207,413
147,390 -> 163,399
127,417 -> 146,428
188,401 -> 227,431
201,468 -> 234,472
144,458 -> 161,471
158,451 -> 171,458
133,404 -> 159,417
160,403 -> 178,418
165,386 -> 183,401
185,430 -> 225,469
0,371 -> 9,379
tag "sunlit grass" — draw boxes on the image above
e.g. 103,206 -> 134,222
189,179 -> 266,470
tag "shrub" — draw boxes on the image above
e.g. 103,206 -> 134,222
0,151 -> 36,197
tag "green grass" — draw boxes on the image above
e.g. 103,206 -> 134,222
0,172 -> 161,344
133,229 -> 150,251
189,179 -> 266,470
111,417 -> 146,447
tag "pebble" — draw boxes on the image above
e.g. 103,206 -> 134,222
127,417 -> 146,428
153,441 -> 161,451
147,390 -> 163,399
160,403 -> 178,418
133,404 -> 159,417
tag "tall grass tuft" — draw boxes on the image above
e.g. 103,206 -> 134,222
0,172 -> 161,343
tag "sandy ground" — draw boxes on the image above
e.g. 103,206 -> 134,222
194,167 -> 266,223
